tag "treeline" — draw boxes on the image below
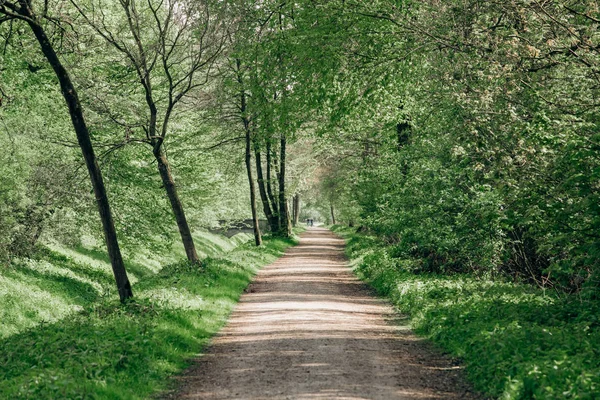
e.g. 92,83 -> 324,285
2,0 -> 599,299
0,0 -> 312,302
312,1 -> 600,294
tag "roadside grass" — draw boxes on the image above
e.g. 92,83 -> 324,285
0,231 -> 255,340
331,225 -> 600,400
190,231 -> 253,258
0,233 -> 298,399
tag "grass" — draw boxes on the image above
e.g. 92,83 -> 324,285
0,231 -> 255,340
0,231 -> 298,399
331,225 -> 600,400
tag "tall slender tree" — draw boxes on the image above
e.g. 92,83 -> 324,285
234,58 -> 262,246
0,0 -> 133,302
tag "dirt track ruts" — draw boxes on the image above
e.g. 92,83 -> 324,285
165,227 -> 480,399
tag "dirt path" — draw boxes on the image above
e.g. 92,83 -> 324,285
166,227 -> 479,399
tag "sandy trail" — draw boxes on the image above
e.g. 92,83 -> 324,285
166,227 -> 479,400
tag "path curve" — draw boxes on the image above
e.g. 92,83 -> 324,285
166,227 -> 479,399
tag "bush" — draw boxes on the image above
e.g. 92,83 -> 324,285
334,226 -> 600,399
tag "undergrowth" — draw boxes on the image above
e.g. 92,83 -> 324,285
332,225 -> 600,400
0,233 -> 298,399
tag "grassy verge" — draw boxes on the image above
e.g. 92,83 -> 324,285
331,225 -> 600,400
0,233 -> 298,399
0,230 -> 253,339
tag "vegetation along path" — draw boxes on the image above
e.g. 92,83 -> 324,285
167,227 -> 479,399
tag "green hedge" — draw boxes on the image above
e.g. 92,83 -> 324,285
333,225 -> 600,399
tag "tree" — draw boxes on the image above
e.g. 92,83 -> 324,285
0,0 -> 133,302
234,58 -> 262,246
71,0 -> 228,263
220,0 -> 301,238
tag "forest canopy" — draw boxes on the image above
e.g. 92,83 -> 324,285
2,0 -> 599,298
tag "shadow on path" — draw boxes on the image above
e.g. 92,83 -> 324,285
165,227 -> 479,400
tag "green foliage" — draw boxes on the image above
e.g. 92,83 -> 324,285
334,226 -> 600,399
0,234 -> 296,399
0,41 -> 88,262
3,0 -> 600,396
296,0 -> 600,293
0,28 -> 252,269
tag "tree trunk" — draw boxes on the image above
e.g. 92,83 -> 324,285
154,148 -> 199,263
26,18 -> 133,302
292,196 -> 297,227
330,203 -> 336,225
255,149 -> 279,233
238,81 -> 262,246
245,133 -> 262,246
285,199 -> 293,233
265,140 -> 279,227
292,194 -> 300,227
235,58 -> 262,245
278,135 -> 291,237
